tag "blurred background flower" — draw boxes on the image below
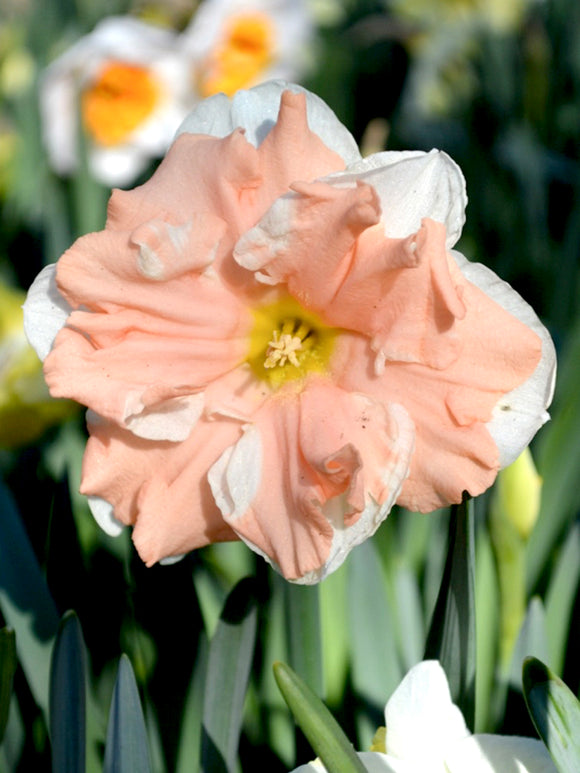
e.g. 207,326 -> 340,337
182,0 -> 314,98
39,15 -> 195,186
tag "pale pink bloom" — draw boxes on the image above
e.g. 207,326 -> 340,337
24,81 -> 555,583
291,661 -> 557,772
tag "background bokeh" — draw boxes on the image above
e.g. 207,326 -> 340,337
1,0 -> 579,770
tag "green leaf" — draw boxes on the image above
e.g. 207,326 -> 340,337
523,657 -> 580,773
0,479 -> 59,718
201,577 -> 257,773
49,612 -> 87,773
528,314 -> 580,593
175,633 -> 208,773
283,579 -> 323,698
0,628 -> 16,744
104,655 -> 152,773
424,497 -> 476,729
273,661 -> 366,773
544,523 -> 580,674
347,538 -> 402,749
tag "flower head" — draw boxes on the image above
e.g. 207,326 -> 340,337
182,0 -> 313,98
40,16 -> 195,186
24,81 -> 555,582
292,660 -> 557,772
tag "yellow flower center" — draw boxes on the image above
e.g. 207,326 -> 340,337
197,12 -> 274,97
81,61 -> 160,146
248,296 -> 337,390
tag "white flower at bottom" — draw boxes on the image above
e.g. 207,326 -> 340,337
291,661 -> 557,773
40,16 -> 195,186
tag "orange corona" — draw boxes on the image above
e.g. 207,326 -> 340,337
198,13 -> 274,97
82,61 -> 160,146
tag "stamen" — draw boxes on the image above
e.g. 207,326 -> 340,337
264,331 -> 303,369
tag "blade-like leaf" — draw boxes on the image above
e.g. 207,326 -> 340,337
0,628 -> 16,744
49,611 -> 87,773
283,580 -> 323,698
0,480 -> 59,718
175,633 -> 208,773
201,577 -> 257,773
273,660 -> 366,773
104,655 -> 152,773
523,657 -> 580,773
424,497 -> 476,729
347,538 -> 402,749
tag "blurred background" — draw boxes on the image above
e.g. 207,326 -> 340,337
1,0 -> 579,770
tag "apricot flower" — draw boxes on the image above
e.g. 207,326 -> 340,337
24,81 -> 555,583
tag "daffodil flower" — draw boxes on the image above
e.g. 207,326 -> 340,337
291,660 -> 557,772
40,16 -> 195,186
24,81 -> 555,582
182,0 -> 313,98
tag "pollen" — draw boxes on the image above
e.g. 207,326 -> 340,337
197,13 -> 274,97
248,297 -> 337,390
82,61 -> 160,146
264,331 -> 303,368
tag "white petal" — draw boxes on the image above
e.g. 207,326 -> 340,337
22,264 -> 71,362
445,734 -> 557,773
453,251 -> 557,467
87,495 -> 124,537
207,424 -> 263,521
123,393 -> 204,442
298,402 -> 414,585
290,754 -> 419,772
175,80 -> 360,165
326,149 -> 467,247
384,661 -> 470,766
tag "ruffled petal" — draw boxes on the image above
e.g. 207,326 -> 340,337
208,378 -> 413,582
445,734 -> 557,773
22,264 -> 72,362
330,148 -> 467,247
175,80 -> 360,165
80,411 -> 242,564
336,246 -> 544,512
44,227 -> 251,438
453,252 -> 556,467
384,661 -> 470,765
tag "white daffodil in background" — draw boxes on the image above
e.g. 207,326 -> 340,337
39,16 -> 195,186
182,0 -> 314,98
292,661 -> 557,773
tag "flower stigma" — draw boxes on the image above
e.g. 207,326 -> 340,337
197,13 -> 274,97
82,61 -> 161,145
248,296 -> 338,390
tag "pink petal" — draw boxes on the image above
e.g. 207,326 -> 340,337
209,378 -> 413,582
335,261 -> 542,512
45,228 -> 251,437
80,411 -> 242,564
